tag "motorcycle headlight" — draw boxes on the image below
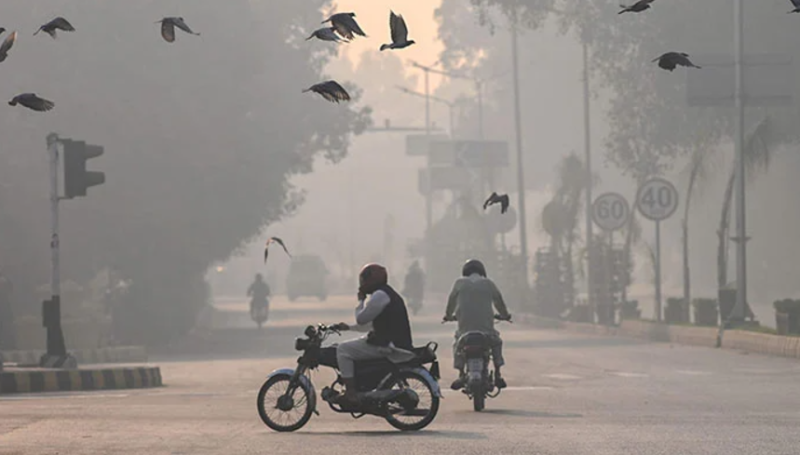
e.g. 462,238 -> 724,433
294,337 -> 311,351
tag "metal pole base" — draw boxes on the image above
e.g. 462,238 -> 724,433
39,353 -> 78,369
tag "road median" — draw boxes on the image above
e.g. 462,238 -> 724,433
0,365 -> 162,394
520,314 -> 800,359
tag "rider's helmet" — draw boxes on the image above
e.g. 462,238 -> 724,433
462,259 -> 487,278
359,263 -> 388,294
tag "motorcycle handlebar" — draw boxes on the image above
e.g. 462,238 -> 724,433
442,314 -> 513,323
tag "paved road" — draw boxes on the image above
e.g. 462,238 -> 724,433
2,295 -> 800,454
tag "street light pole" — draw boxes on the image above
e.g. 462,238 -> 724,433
582,39 -> 594,313
731,0 -> 748,323
511,19 -> 529,289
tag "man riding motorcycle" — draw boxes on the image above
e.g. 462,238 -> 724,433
333,263 -> 416,407
247,273 -> 270,321
444,259 -> 512,391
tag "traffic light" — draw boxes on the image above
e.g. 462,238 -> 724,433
62,139 -> 105,198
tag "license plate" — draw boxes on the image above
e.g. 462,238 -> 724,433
467,359 -> 483,372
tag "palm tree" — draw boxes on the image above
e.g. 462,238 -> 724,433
682,115 -> 777,318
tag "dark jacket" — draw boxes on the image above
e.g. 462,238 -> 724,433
367,284 -> 413,350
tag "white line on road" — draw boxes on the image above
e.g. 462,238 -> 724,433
611,372 -> 650,378
675,370 -> 712,376
542,374 -> 582,380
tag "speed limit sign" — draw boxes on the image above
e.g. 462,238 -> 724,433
636,178 -> 679,221
592,193 -> 630,232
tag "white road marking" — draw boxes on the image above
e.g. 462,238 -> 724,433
676,370 -> 711,376
542,373 -> 581,380
611,372 -> 649,378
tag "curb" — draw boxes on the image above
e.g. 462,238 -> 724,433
0,346 -> 147,366
0,366 -> 162,394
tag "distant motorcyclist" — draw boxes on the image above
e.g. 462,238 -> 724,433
247,274 -> 270,321
402,260 -> 425,313
444,259 -> 511,391
333,263 -> 415,407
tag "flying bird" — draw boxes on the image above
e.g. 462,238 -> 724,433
788,0 -> 800,13
264,237 -> 291,264
9,93 -> 54,112
156,17 -> 200,43
0,31 -> 17,63
322,12 -> 366,41
0,28 -> 6,35
652,52 -> 701,71
34,17 -> 75,38
618,0 -> 655,14
380,11 -> 415,51
306,26 -> 347,43
483,192 -> 510,214
302,80 -> 351,103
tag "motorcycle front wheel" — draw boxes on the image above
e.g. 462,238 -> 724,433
472,388 -> 485,412
257,374 -> 313,432
383,371 -> 440,431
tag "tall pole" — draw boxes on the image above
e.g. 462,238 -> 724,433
731,0 -> 748,323
582,40 -> 594,312
511,19 -> 529,290
476,80 -> 484,140
655,221 -> 662,322
448,104 -> 455,139
424,69 -> 432,234
43,132 -> 69,366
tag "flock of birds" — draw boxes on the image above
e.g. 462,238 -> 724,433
1,16 -> 202,112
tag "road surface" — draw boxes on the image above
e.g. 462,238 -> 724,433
2,295 -> 800,454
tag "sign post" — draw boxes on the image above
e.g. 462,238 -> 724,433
636,178 -> 679,323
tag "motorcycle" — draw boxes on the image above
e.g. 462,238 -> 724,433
444,314 -> 511,412
250,299 -> 269,329
256,323 -> 442,432
406,295 -> 423,315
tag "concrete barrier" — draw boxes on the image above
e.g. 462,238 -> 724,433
1,346 -> 147,366
0,365 -> 162,394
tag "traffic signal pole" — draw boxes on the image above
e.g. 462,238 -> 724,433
41,133 -> 74,368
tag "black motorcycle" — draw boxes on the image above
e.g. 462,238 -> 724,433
257,323 -> 442,432
444,315 -> 511,412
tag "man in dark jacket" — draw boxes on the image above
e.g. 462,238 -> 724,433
334,263 -> 415,406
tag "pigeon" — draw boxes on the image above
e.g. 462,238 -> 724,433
618,0 -> 655,14
380,11 -> 415,51
264,237 -> 291,264
0,31 -> 17,63
0,28 -> 6,35
306,26 -> 347,43
302,80 -> 351,103
788,0 -> 800,13
322,12 -> 366,41
9,93 -> 54,112
653,52 -> 701,71
483,192 -> 510,214
34,17 -> 75,38
156,17 -> 200,43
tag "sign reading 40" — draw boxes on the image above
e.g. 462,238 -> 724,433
636,178 -> 679,222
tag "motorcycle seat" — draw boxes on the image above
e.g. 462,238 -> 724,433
354,344 -> 438,370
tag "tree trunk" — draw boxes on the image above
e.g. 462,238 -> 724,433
717,169 -> 736,289
682,219 -> 691,321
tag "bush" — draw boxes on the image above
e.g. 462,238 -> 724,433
665,297 -> 689,324
620,300 -> 641,319
774,299 -> 800,313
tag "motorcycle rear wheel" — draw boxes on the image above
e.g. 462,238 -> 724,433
257,374 -> 313,432
383,371 -> 440,431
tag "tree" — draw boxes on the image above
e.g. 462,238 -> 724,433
0,0 -> 371,345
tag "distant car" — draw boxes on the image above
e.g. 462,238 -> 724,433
286,255 -> 328,301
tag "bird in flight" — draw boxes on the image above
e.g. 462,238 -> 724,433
381,11 -> 415,51
322,12 -> 366,41
0,31 -> 17,63
653,52 -> 701,71
303,80 -> 351,103
619,0 -> 655,14
306,26 -> 347,43
264,237 -> 291,264
9,93 -> 54,112
788,0 -> 800,13
157,17 -> 200,43
34,17 -> 75,39
484,192 -> 510,214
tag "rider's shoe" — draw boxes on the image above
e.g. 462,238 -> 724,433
450,376 -> 466,391
495,375 -> 507,389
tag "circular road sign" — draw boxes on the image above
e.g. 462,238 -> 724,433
636,177 -> 679,221
592,192 -> 630,232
